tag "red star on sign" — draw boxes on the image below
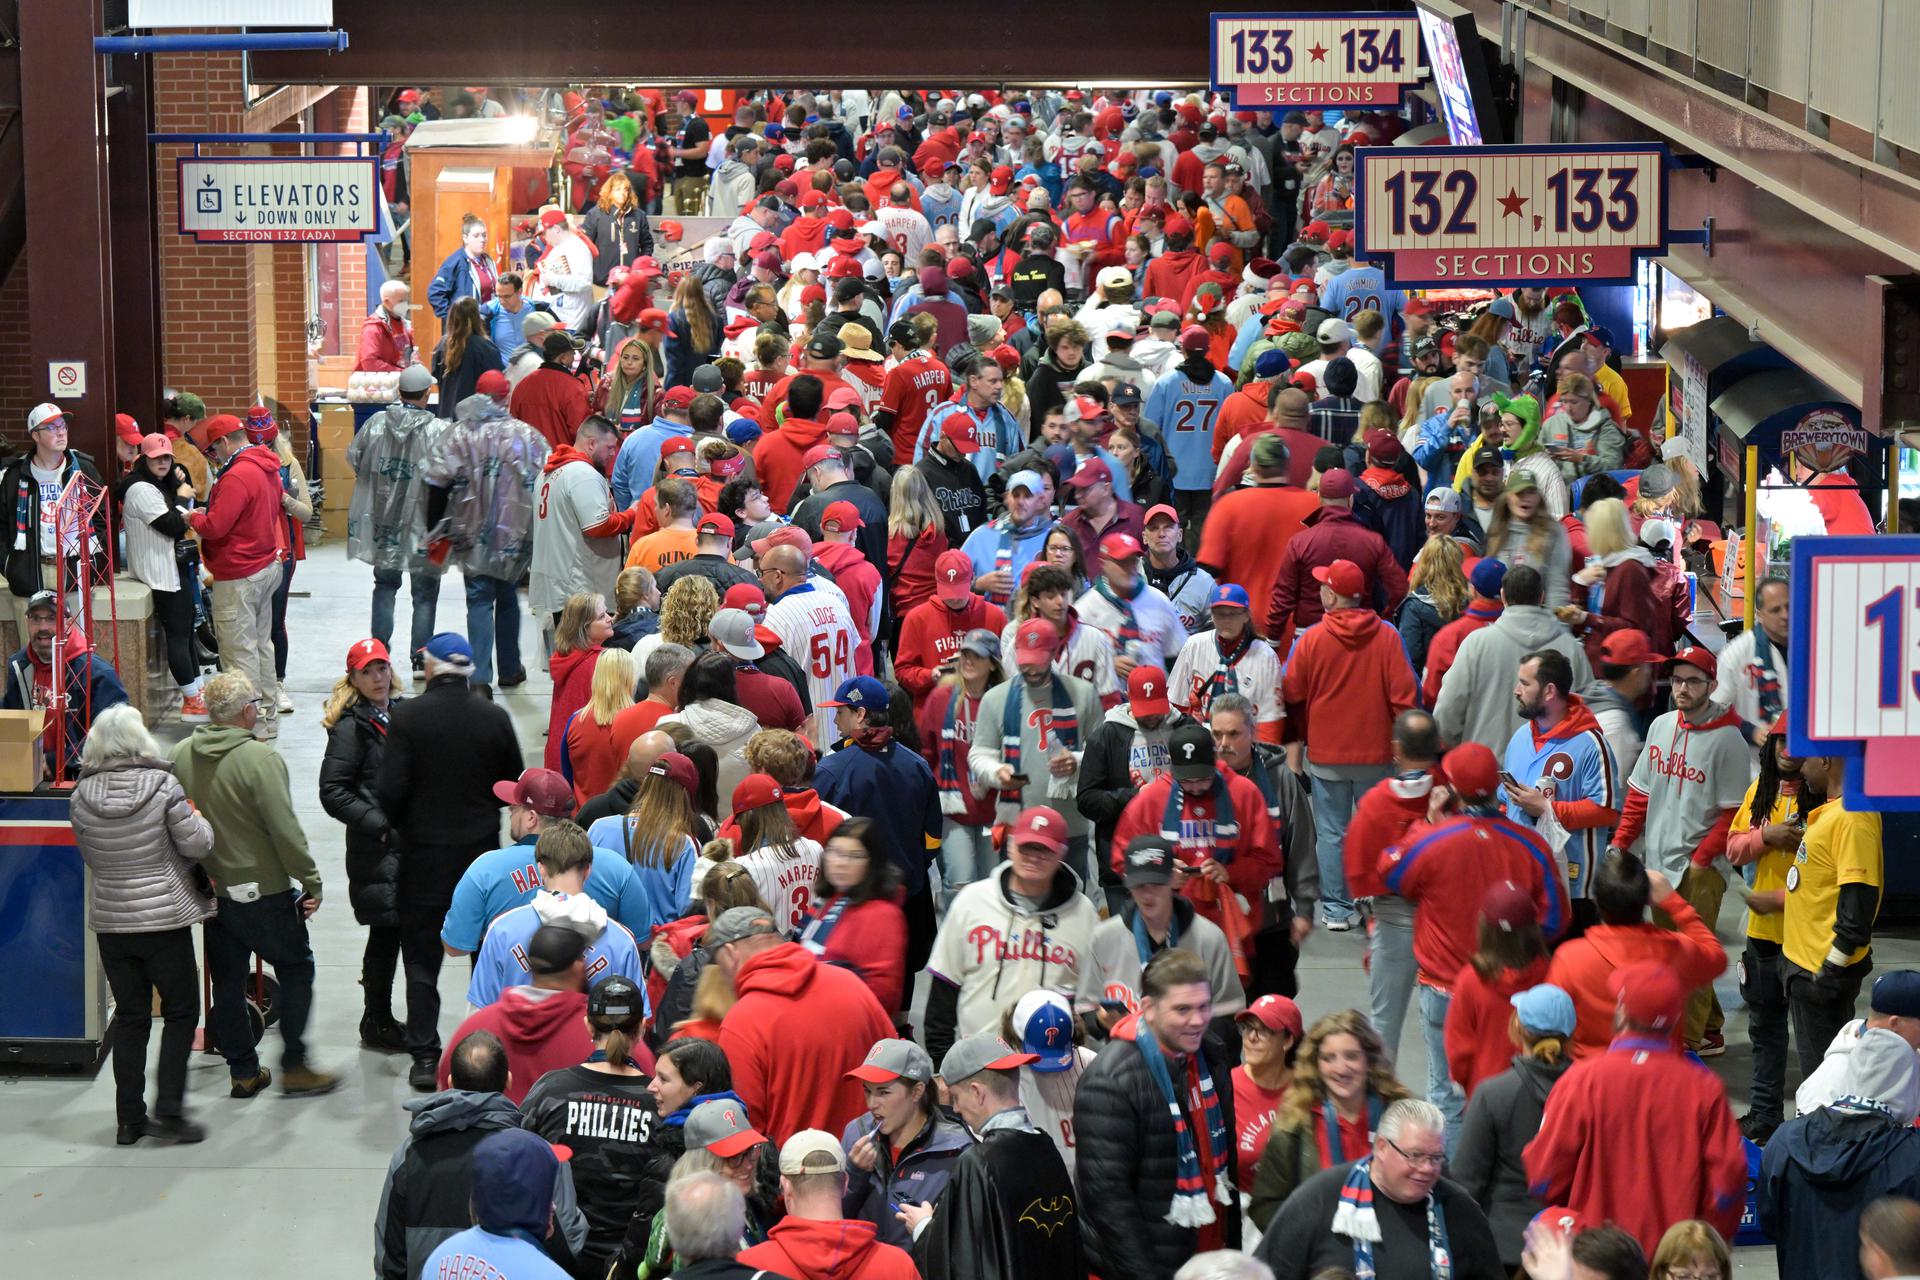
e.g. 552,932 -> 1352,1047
1309,43 -> 1329,61
1497,187 -> 1529,218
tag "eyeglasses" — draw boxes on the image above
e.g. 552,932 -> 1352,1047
1663,1271 -> 1721,1280
1384,1137 -> 1446,1170
1670,676 -> 1711,688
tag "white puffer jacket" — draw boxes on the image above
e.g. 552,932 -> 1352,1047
69,757 -> 215,933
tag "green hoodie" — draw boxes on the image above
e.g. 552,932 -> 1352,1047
170,724 -> 320,900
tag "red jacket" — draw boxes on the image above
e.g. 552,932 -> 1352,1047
1264,507 -> 1408,650
815,541 -> 882,674
1343,770 -> 1434,900
738,1217 -> 919,1280
1210,381 -> 1274,462
1381,812 -> 1570,985
547,644 -> 601,772
1111,770 -> 1281,944
189,445 -> 286,580
780,215 -> 830,259
795,893 -> 909,1012
716,941 -> 895,1142
895,595 -> 1006,701
1544,886 -> 1726,1059
511,366 -> 592,450
355,309 -> 412,372
435,987 -> 652,1105
1421,598 -> 1500,707
1213,424 -> 1325,498
915,683 -> 998,827
1194,482 -> 1321,642
1141,248 -> 1203,305
1443,955 -> 1550,1098
753,416 -> 832,514
1524,1035 -> 1747,1253
1280,607 -> 1416,767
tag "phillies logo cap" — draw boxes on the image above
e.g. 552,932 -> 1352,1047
1128,665 -> 1171,717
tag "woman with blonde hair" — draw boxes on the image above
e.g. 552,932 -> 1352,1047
599,334 -> 664,433
1538,369 -> 1629,482
431,296 -> 504,412
1395,533 -> 1471,682
1647,1220 -> 1731,1280
565,648 -> 640,804
886,466 -> 950,618
1452,981 -> 1577,1272
665,274 -> 721,388
654,574 -> 719,656
585,751 -> 703,935
1248,1009 -> 1409,1230
1485,472 -> 1572,608
609,565 -> 661,652
547,591 -> 613,770
1562,495 -> 1677,664
580,169 -> 654,285
652,860 -> 770,1038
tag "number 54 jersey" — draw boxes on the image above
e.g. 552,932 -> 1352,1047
763,577 -> 864,747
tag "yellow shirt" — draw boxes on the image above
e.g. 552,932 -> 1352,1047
1730,779 -> 1802,944
1594,362 -> 1632,428
1782,798 -> 1883,973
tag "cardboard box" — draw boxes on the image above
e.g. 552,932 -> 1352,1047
0,709 -> 47,792
316,403 -> 356,452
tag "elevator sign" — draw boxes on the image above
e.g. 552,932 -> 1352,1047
1354,142 -> 1671,287
1211,12 -> 1424,107
176,156 -> 380,244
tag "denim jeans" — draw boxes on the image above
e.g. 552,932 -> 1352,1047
98,927 -> 199,1124
939,821 -> 994,914
1308,765 -> 1389,922
206,891 -> 315,1078
464,573 -> 523,686
1419,982 -> 1465,1154
371,567 -> 442,667
1368,895 -> 1418,1068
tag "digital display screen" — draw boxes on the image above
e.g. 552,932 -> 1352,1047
1418,8 -> 1484,145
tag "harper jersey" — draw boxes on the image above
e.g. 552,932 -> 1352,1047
1167,630 -> 1282,728
878,354 -> 953,462
737,837 -> 825,933
764,582 -> 863,748
1144,368 -> 1236,492
467,893 -> 646,1008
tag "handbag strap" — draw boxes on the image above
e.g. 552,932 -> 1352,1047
884,526 -> 926,594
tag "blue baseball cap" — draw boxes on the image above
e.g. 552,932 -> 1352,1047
1014,990 -> 1077,1073
1208,582 -> 1252,611
1470,557 -> 1507,599
1872,971 -> 1920,1018
821,675 -> 889,710
423,631 -> 473,664
1487,297 -> 1516,320
1584,325 -> 1615,350
470,1129 -> 561,1235
1253,348 -> 1291,380
1510,984 -> 1577,1038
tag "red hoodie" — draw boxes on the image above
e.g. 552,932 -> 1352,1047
780,215 -> 830,259
511,365 -> 592,451
716,941 -> 894,1142
1421,598 -> 1500,707
434,986 -> 650,1105
754,416 -> 833,514
190,445 -> 287,580
1211,381 -> 1275,462
1344,770 -> 1434,900
894,595 -> 1007,701
1141,248 -> 1203,306
739,1217 -> 919,1280
814,540 -> 881,674
1444,954 -> 1550,1099
862,169 -> 921,214
1281,607 -> 1416,766
1543,885 -> 1726,1059
546,643 -> 602,771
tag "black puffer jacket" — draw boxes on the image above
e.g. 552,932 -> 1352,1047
1451,1051 -> 1571,1267
320,696 -> 400,926
580,203 -> 655,286
1074,1031 -> 1241,1280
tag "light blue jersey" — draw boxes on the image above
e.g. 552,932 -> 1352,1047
1144,368 -> 1235,491
1501,701 -> 1621,901
1319,264 -> 1406,337
466,893 -> 647,1008
441,836 -> 654,952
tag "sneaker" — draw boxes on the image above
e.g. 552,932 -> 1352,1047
498,668 -> 529,689
115,1120 -> 146,1146
275,688 -> 294,714
280,1065 -> 342,1097
147,1115 -> 206,1144
1322,912 -> 1356,933
230,1068 -> 272,1099
1695,1029 -> 1726,1058
408,1060 -> 438,1092
1740,1112 -> 1781,1145
179,693 -> 209,722
359,1015 -> 407,1055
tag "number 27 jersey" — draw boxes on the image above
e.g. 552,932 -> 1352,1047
1144,368 -> 1236,489
764,582 -> 862,747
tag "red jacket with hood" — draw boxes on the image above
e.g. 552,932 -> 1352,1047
717,941 -> 895,1143
740,1217 -> 919,1280
1543,884 -> 1726,1059
546,643 -> 603,771
511,365 -> 592,450
1141,248 -> 1203,307
895,595 -> 1007,701
1211,381 -> 1275,461
1344,769 -> 1435,900
1444,954 -> 1551,1098
780,214 -> 830,259
815,540 -> 881,673
190,444 -> 286,580
1280,606 -> 1417,766
433,986 -> 646,1105
754,416 -> 833,514
1264,506 -> 1409,651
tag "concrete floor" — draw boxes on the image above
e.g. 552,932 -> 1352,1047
0,539 -> 1900,1277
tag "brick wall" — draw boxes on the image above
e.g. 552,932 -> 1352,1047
0,257 -> 33,428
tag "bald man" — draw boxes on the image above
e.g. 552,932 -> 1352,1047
575,730 -> 676,828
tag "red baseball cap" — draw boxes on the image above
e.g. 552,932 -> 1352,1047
799,444 -> 838,472
1664,645 -> 1718,682
1441,743 -> 1501,800
660,385 -> 695,412
1178,324 -> 1213,354
1317,467 -> 1356,500
1237,994 -> 1304,1040
1143,503 -> 1179,528
941,414 -> 981,454
198,413 -> 246,445
538,208 -> 569,230
637,308 -> 671,334
660,435 -> 695,459
1065,457 -> 1113,490
1010,805 -> 1068,854
1482,880 -> 1537,931
115,414 -> 143,447
1128,665 -> 1171,718
751,525 -> 813,558
1612,960 -> 1687,1033
1365,428 -> 1403,462
492,767 -> 575,818
826,207 -> 856,232
1099,532 -> 1144,561
1311,558 -> 1366,599
933,549 -> 975,604
723,583 -> 767,617
475,370 -> 511,398
696,512 -> 735,538
1598,628 -> 1669,667
1207,241 -> 1235,267
821,500 -> 864,532
730,773 -> 785,816
1013,617 -> 1061,663
345,638 -> 390,671
826,256 -> 862,280
1163,213 -> 1193,238
647,751 -> 700,798
990,165 -> 1015,193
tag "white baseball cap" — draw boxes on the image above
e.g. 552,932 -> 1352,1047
26,403 -> 66,433
791,252 -> 820,273
1316,318 -> 1353,346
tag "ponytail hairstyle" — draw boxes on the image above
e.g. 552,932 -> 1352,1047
1511,1011 -> 1568,1068
590,1002 -> 646,1069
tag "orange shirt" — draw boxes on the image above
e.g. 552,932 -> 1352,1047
626,526 -> 698,572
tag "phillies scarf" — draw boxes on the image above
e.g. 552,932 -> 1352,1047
1316,1094 -> 1387,1167
937,689 -> 982,815
1160,771 -> 1240,865
1204,628 -> 1254,708
1094,573 -> 1146,655
1333,1156 -> 1454,1280
1132,905 -> 1179,967
1136,1022 -> 1232,1227
1001,674 -> 1079,801
797,893 -> 854,951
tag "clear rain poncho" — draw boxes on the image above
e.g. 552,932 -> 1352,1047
345,402 -> 445,573
420,393 -> 552,581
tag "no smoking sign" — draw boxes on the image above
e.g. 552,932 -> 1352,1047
48,360 -> 86,399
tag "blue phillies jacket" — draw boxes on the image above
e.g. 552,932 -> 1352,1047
1500,696 -> 1621,902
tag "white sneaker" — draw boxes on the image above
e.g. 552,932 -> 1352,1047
276,688 -> 295,714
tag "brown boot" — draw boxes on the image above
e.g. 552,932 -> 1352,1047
280,1065 -> 342,1097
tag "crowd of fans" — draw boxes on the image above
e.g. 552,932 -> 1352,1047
54,83 -> 1917,1280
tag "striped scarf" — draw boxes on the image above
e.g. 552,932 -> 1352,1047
936,688 -> 982,815
1094,573 -> 1146,655
1001,673 -> 1078,801
1135,1022 -> 1231,1227
1333,1156 -> 1454,1280
1160,770 -> 1240,865
1203,628 -> 1253,709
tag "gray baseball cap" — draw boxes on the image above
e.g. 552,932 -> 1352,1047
957,628 -> 1001,661
939,1031 -> 1037,1085
847,1038 -> 934,1084
685,1098 -> 767,1157
707,905 -> 780,949
709,608 -> 765,661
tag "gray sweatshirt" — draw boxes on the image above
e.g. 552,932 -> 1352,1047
970,671 -> 1105,836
